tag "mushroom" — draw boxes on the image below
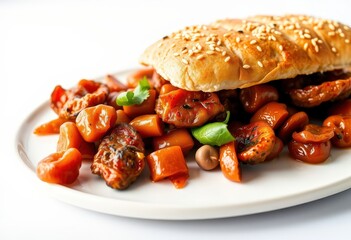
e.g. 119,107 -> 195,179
195,145 -> 219,170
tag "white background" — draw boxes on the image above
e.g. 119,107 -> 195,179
1,0 -> 351,239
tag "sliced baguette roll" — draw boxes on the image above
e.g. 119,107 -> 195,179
140,15 -> 351,92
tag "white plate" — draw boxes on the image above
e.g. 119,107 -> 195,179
15,69 -> 351,220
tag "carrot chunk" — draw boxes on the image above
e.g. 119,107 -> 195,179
152,128 -> 194,154
219,142 -> 241,182
146,146 -> 189,188
130,114 -> 164,138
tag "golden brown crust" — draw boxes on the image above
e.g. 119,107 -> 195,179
139,15 -> 351,92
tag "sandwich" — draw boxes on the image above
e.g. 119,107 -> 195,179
135,14 -> 351,172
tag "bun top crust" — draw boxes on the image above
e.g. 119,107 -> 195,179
139,15 -> 351,92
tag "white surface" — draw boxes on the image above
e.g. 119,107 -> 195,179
16,69 -> 351,220
2,0 -> 351,239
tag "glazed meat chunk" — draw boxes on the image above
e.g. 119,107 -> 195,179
91,123 -> 145,190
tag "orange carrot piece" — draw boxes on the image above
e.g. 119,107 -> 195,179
36,148 -> 82,185
57,122 -> 95,160
76,104 -> 117,142
152,128 -> 194,154
115,109 -> 131,124
130,114 -> 164,138
123,89 -> 156,119
33,117 -> 70,135
219,141 -> 242,183
146,146 -> 189,188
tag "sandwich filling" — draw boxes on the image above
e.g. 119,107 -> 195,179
153,69 -> 351,128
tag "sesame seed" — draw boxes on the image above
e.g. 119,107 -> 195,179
206,50 -> 215,55
304,33 -> 311,39
329,23 -> 336,30
271,35 -> 277,41
314,45 -> 319,53
340,32 -> 345,38
243,64 -> 251,69
331,47 -> 337,53
215,47 -> 221,52
182,58 -> 189,65
183,34 -> 190,40
174,52 -> 180,57
287,25 -> 295,30
171,43 -> 176,48
222,51 -> 227,56
345,39 -> 350,43
274,31 -> 282,35
193,33 -> 201,38
250,40 -> 257,45
257,61 -> 263,68
217,40 -> 222,46
328,31 -> 335,36
182,49 -> 188,54
196,54 -> 205,60
224,56 -> 231,62
209,45 -> 215,51
279,45 -> 283,51
236,37 -> 241,43
256,46 -> 262,52
304,42 -> 309,51
318,39 -> 323,44
206,41 -> 216,45
223,32 -> 231,37
188,50 -> 194,56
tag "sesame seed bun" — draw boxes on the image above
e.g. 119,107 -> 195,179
139,15 -> 351,92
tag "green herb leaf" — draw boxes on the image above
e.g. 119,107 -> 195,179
116,77 -> 150,106
191,111 -> 235,146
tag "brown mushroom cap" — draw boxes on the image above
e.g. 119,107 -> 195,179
195,145 -> 219,170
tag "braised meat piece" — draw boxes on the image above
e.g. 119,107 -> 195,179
91,123 -> 145,190
283,71 -> 351,108
155,89 -> 225,127
51,79 -> 109,120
